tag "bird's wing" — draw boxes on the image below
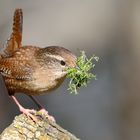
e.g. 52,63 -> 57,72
0,58 -> 34,80
3,9 -> 23,57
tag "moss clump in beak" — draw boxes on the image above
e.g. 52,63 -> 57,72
66,51 -> 99,94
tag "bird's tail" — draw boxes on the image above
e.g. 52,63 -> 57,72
2,9 -> 23,57
12,8 -> 23,44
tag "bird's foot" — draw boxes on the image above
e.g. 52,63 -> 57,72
19,106 -> 37,122
38,108 -> 55,122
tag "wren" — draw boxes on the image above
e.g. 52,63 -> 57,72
0,9 -> 76,121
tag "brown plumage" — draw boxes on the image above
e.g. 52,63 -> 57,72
4,9 -> 22,56
0,9 -> 76,121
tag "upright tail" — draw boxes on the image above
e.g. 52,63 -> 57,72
3,9 -> 23,57
12,8 -> 23,44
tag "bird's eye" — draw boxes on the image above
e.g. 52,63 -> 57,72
60,60 -> 66,66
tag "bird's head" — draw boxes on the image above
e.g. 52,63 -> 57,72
36,46 -> 77,78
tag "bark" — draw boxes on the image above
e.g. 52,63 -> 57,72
0,112 -> 80,140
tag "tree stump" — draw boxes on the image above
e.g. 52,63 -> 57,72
0,112 -> 80,140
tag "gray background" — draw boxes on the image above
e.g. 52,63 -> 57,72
0,0 -> 140,140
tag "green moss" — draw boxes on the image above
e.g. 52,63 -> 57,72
66,51 -> 99,94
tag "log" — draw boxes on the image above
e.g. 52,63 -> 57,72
0,111 -> 80,140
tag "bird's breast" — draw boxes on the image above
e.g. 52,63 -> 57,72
29,68 -> 66,94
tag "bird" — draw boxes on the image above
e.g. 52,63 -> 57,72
0,9 -> 77,121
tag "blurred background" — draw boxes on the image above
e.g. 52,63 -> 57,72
0,0 -> 140,140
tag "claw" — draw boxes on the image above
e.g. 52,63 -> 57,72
19,106 -> 37,122
39,108 -> 55,122
11,95 -> 55,122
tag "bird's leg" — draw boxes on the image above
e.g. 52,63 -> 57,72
28,95 -> 55,122
10,95 -> 37,122
28,95 -> 44,109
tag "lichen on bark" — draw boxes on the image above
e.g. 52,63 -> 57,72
0,112 -> 80,140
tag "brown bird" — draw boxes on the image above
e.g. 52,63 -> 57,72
0,9 -> 76,121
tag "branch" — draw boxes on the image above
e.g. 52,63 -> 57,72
0,112 -> 80,140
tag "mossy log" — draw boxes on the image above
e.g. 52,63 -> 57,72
0,112 -> 80,140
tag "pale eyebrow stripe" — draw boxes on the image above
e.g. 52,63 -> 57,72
45,54 -> 64,61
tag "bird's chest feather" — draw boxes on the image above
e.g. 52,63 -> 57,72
31,68 -> 66,93
4,68 -> 65,95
